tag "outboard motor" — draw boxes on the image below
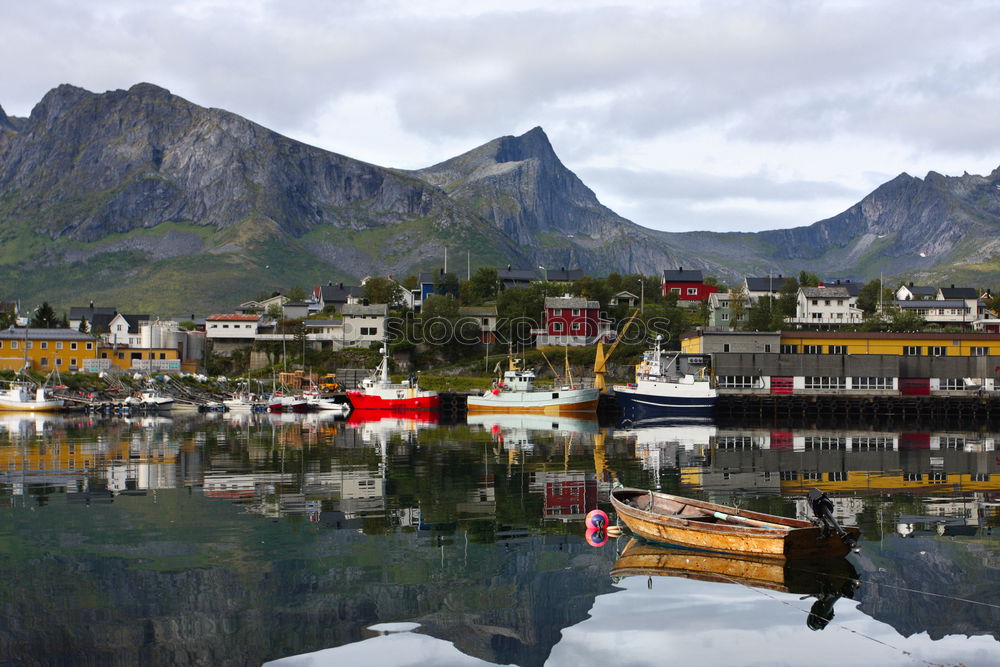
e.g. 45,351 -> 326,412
808,488 -> 857,550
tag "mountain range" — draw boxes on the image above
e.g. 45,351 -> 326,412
2,82 -> 1000,315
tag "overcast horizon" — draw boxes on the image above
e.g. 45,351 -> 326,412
4,0 -> 999,235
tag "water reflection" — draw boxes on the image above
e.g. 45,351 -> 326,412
2,413 -> 1000,665
610,538 -> 860,631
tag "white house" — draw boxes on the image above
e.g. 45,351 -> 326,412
106,313 -> 149,347
342,304 -> 388,346
206,314 -> 262,354
786,286 -> 862,326
896,283 -> 937,301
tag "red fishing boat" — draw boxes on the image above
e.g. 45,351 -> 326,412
347,347 -> 439,411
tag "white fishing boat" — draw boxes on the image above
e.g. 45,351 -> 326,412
124,389 -> 175,411
612,335 -> 716,422
302,389 -> 351,415
0,381 -> 64,412
466,357 -> 598,415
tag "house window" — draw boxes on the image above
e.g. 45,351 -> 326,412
780,344 -> 797,354
811,300 -> 818,306
764,344 -> 772,353
552,309 -> 562,316
853,377 -> 892,390
55,358 -> 62,366
971,346 -> 989,356
829,345 -> 847,354
903,346 -> 921,356
828,472 -> 847,482
686,288 -> 698,295
780,471 -> 798,481
86,343 -> 93,350
852,436 -> 892,451
803,345 -> 822,354
572,308 -> 580,316
159,353 -> 166,360
26,342 -> 32,349
825,300 -> 831,306
39,357 -> 48,367
571,322 -> 581,331
670,288 -> 681,295
940,378 -> 966,391
131,352 -> 141,360
804,376 -> 845,390
56,342 -> 63,350
721,312 -> 729,320
70,358 -> 77,368
929,346 -> 946,356
552,322 -> 564,332
717,376 -> 757,388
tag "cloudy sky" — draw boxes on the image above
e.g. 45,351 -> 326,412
4,0 -> 1000,233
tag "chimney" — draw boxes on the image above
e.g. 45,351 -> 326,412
339,282 -> 344,289
679,266 -> 683,272
89,300 -> 94,309
951,284 -> 955,289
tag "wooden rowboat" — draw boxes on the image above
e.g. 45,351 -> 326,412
610,487 -> 860,560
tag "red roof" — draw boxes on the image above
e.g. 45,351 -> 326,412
207,314 -> 262,321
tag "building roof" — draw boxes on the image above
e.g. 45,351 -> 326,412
497,268 -> 537,282
0,327 -> 96,341
304,319 -> 343,328
662,268 -> 704,282
824,279 -> 863,297
207,314 -> 262,322
744,276 -> 796,292
800,286 -> 850,298
459,306 -> 498,317
545,268 -> 583,282
68,305 -> 117,320
342,304 -> 388,316
895,299 -> 969,309
939,287 -> 978,300
544,296 -> 599,310
898,284 -> 937,298
318,283 -> 365,303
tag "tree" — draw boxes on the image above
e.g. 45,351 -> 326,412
436,272 -> 460,299
466,267 -> 500,303
728,286 -> 749,329
857,279 -> 891,316
266,303 -> 284,321
30,302 -> 58,328
773,277 -> 800,328
364,277 -> 404,306
746,295 -> 775,331
78,315 -> 89,333
287,285 -> 308,302
0,309 -> 14,330
798,271 -> 820,287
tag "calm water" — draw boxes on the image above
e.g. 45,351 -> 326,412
2,410 -> 1000,666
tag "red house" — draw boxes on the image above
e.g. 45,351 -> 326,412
661,267 -> 717,302
534,296 -> 613,346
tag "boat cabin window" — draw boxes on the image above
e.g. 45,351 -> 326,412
552,393 -> 559,399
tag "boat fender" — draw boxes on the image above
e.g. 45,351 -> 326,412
585,509 -> 609,531
585,526 -> 608,548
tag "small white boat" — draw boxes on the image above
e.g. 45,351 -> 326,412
0,381 -> 64,412
268,392 -> 308,413
223,392 -> 265,411
125,389 -> 175,411
303,390 -> 351,414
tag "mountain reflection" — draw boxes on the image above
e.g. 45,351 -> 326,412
1,412 -> 999,664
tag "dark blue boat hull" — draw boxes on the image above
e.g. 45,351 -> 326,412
614,390 -> 716,422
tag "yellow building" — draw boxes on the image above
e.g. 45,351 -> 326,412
96,345 -> 182,372
682,330 -> 1000,357
0,327 -> 99,372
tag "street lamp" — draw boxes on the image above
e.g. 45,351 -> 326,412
538,265 -> 547,281
637,278 -> 645,314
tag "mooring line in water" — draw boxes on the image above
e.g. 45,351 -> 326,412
714,573 -> 932,665
783,560 -> 1000,611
